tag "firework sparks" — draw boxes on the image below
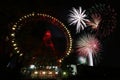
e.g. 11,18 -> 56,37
87,3 -> 117,38
86,13 -> 102,29
76,34 -> 101,66
68,7 -> 89,33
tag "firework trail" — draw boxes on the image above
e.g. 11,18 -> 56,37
68,7 -> 89,33
87,3 -> 117,38
76,34 -> 101,66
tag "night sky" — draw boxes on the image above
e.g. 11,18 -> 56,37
0,0 -> 120,79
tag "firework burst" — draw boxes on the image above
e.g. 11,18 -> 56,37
75,34 -> 101,66
86,13 -> 102,29
87,3 -> 117,38
68,7 -> 89,33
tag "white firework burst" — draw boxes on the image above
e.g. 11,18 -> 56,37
68,7 -> 89,33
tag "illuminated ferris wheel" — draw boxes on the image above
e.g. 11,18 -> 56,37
9,13 -> 72,79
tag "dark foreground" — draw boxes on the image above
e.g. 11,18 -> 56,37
1,66 -> 120,80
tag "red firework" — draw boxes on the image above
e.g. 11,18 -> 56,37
87,3 -> 117,38
76,34 -> 101,56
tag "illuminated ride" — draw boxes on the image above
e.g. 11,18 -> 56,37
9,13 -> 72,79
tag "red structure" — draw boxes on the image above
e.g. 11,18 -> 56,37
43,30 -> 55,51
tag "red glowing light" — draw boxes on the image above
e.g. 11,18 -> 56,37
43,30 -> 55,51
